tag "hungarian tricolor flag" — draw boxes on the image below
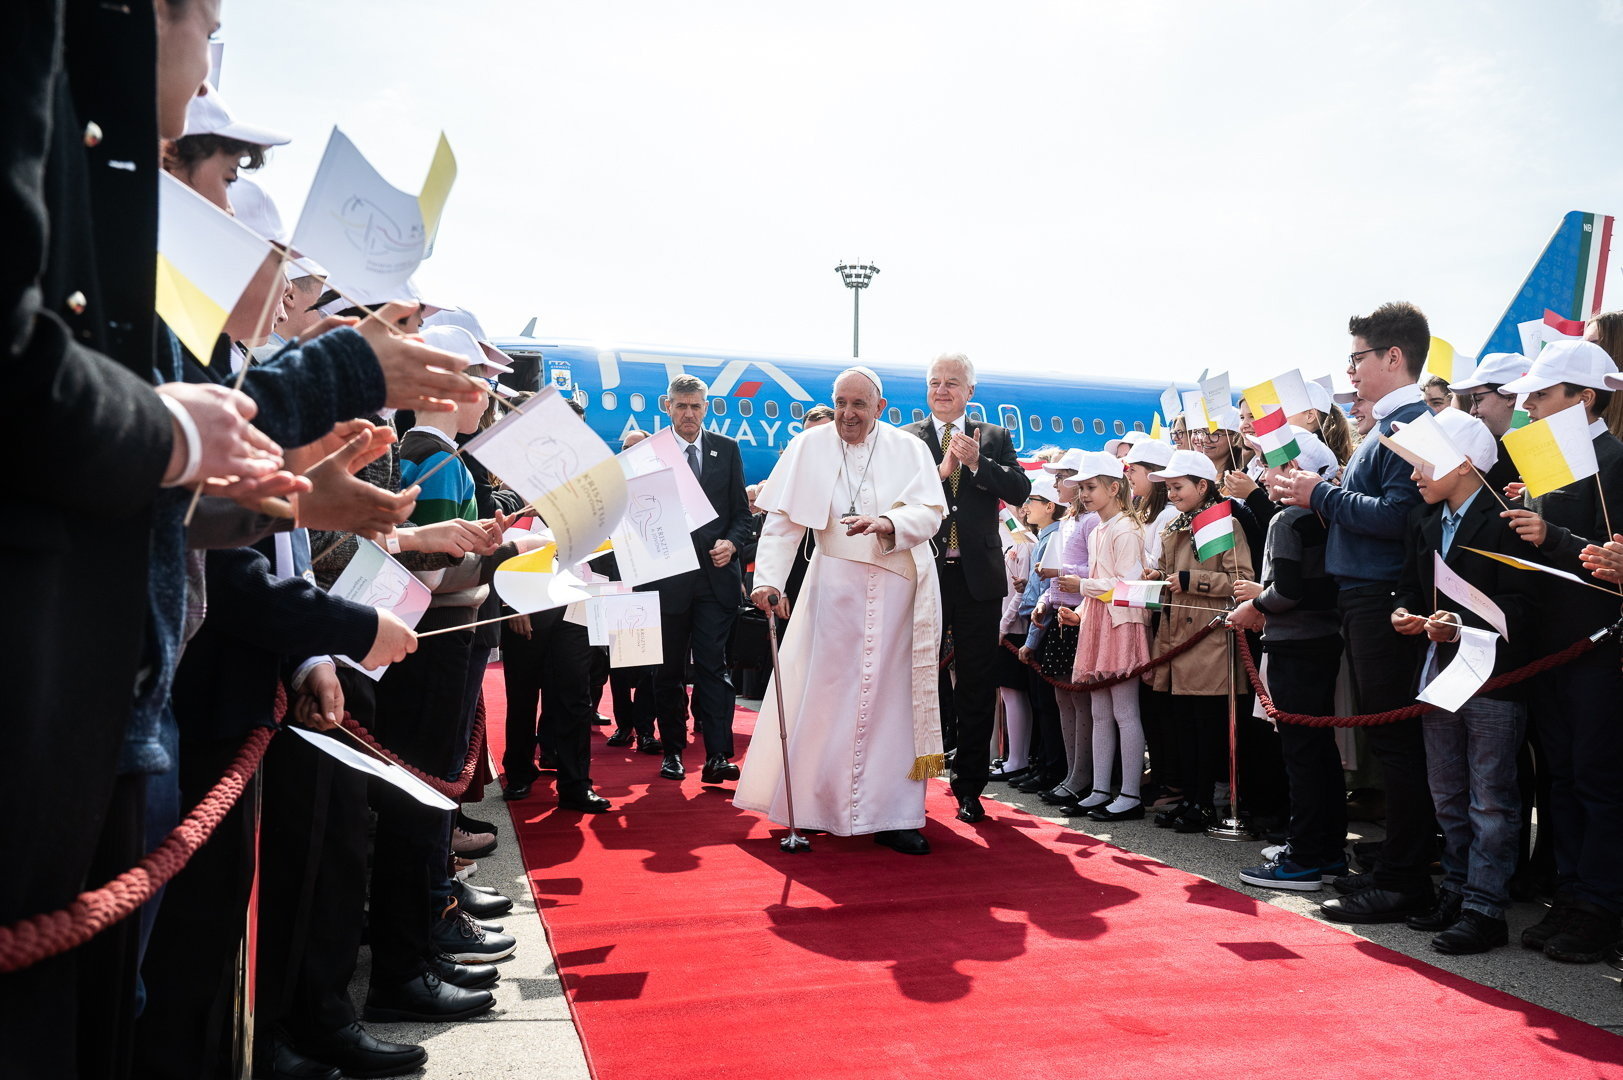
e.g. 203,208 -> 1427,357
1191,501 -> 1237,561
1250,407 -> 1300,468
1110,580 -> 1167,609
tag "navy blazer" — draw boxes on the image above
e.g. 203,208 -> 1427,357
902,416 -> 1031,602
644,429 -> 754,610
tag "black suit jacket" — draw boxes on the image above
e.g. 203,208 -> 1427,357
643,430 -> 753,611
1394,491 -> 1543,699
1526,432 -> 1623,661
903,415 -> 1031,602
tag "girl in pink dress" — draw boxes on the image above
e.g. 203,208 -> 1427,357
1068,452 -> 1151,820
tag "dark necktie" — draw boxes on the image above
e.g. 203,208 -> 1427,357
686,442 -> 702,479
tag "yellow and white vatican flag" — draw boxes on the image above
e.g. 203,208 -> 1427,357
290,127 -> 457,299
1242,368 -> 1314,421
493,543 -> 590,615
1501,401 -> 1598,497
156,172 -> 273,362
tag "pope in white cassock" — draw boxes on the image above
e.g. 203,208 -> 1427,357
734,367 -> 946,855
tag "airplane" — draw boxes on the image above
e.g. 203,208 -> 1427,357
489,209 -> 1615,484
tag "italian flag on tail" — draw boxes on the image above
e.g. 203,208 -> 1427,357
1191,501 -> 1237,562
1250,407 -> 1300,468
1110,580 -> 1167,609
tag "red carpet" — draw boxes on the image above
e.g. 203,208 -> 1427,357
483,663 -> 1623,1079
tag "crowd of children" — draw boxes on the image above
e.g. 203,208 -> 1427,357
988,301 -> 1623,965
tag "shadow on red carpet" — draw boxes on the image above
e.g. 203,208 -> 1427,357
482,663 -> 1623,1079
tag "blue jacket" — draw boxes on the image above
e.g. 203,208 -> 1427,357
1310,399 -> 1427,588
1019,520 -> 1064,651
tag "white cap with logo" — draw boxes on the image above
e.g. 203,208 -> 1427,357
1501,339 -> 1615,393
1449,352 -> 1528,393
182,84 -> 291,147
1149,448 -> 1219,483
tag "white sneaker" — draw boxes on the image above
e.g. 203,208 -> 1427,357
1260,842 -> 1290,863
454,859 -> 478,881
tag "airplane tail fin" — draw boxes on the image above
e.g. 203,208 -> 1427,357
521,316 -> 538,337
1478,211 -> 1614,356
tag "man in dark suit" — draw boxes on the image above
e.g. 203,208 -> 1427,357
645,375 -> 755,784
903,354 -> 1031,823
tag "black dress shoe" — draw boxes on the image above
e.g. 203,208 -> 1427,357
873,829 -> 931,855
559,790 -> 613,813
1405,888 -> 1463,931
299,1021 -> 428,1078
1039,785 -> 1080,806
1015,774 -> 1051,794
1088,799 -> 1145,822
363,970 -> 494,1023
1321,886 -> 1434,924
659,754 -> 685,781
268,1040 -> 341,1080
538,752 -> 559,772
452,879 -> 513,919
457,810 -> 499,836
1521,899 -> 1574,951
993,766 -> 1033,785
701,755 -> 741,784
955,796 -> 985,823
593,712 -> 613,726
1332,870 -> 1375,895
431,953 -> 500,990
1432,910 -> 1510,955
1173,803 -> 1218,834
637,736 -> 664,755
500,781 -> 533,801
605,728 -> 635,747
1153,800 -> 1189,828
1543,900 -> 1622,963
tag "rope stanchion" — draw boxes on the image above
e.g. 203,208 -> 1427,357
1239,622 -> 1616,727
339,695 -> 485,798
0,725 -> 275,975
1001,616 -> 1223,693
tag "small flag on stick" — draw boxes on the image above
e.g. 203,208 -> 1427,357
1191,501 -> 1237,562
1501,402 -> 1598,498
1110,580 -> 1167,609
1250,408 -> 1301,468
156,173 -> 273,363
1242,369 -> 1314,421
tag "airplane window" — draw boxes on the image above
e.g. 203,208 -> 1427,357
1113,420 -> 1126,435
912,408 -> 925,422
968,403 -> 987,422
764,400 -> 779,418
1050,416 -> 1062,432
601,391 -> 617,411
1028,415 -> 1042,432
630,393 -> 646,412
1072,418 -> 1085,434
659,395 -> 669,412
790,401 -> 805,419
737,399 -> 753,417
888,407 -> 901,423
712,398 -> 727,415
999,405 -> 1019,431
1133,421 -> 1145,432
1093,418 -> 1106,435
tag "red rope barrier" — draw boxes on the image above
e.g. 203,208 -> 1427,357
338,696 -> 486,799
1238,627 -> 1611,727
1000,619 -> 1222,693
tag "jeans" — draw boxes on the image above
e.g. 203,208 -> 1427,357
1423,696 -> 1526,917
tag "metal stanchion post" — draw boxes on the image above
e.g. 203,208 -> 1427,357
1207,623 -> 1255,841
232,776 -> 262,1077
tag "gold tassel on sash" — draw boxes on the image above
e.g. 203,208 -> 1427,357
907,753 -> 947,781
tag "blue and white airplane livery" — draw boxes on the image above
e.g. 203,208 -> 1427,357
490,210 -> 1614,485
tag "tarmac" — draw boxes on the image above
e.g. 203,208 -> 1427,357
358,713 -> 1621,1078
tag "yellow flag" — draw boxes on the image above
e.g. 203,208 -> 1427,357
156,173 -> 272,363
1500,402 -> 1598,497
1241,369 -> 1313,419
1149,412 -> 1164,440
1094,588 -> 1114,604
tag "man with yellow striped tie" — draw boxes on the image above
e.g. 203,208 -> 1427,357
904,354 -> 1032,824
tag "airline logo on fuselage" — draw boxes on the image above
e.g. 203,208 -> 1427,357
599,351 -> 814,402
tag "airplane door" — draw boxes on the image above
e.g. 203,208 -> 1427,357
998,404 -> 1024,452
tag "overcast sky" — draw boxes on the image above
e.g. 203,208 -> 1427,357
223,0 -> 1623,389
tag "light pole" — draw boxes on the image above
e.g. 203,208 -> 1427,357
835,261 -> 879,357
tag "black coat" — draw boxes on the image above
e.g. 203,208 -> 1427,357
2,0 -> 173,929
901,416 -> 1031,602
1394,491 -> 1543,700
1525,432 -> 1623,664
643,430 -> 754,611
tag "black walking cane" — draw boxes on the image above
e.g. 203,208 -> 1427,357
763,592 -> 812,853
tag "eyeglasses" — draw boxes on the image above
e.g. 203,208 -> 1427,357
1467,391 -> 1502,406
1348,346 -> 1388,365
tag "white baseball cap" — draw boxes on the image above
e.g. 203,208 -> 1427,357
1026,472 -> 1062,504
1124,439 -> 1175,469
182,84 -> 290,147
229,177 -> 285,244
1501,339 -> 1615,393
1277,427 -> 1341,480
1043,448 -> 1087,474
423,307 -> 512,373
1149,448 -> 1219,483
1449,352 -> 1527,393
1074,450 -> 1124,481
420,324 -> 486,374
1305,380 -> 1334,414
1408,408 -> 1500,474
1103,430 -> 1151,456
322,277 -> 459,318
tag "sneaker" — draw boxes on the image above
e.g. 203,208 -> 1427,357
453,858 -> 477,881
431,901 -> 517,963
1239,856 -> 1347,892
451,826 -> 496,859
1260,842 -> 1290,864
457,811 -> 499,837
1522,900 -> 1575,952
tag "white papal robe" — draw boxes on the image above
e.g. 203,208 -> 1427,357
733,421 -> 944,836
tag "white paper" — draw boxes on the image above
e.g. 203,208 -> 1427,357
595,593 -> 662,665
1160,386 -> 1182,423
618,427 -> 718,530
564,573 -> 623,627
609,468 -> 701,586
1433,553 -> 1510,640
288,725 -> 457,810
328,539 -> 433,681
1200,371 -> 1231,422
291,128 -> 426,297
1380,410 -> 1466,478
586,587 -> 648,647
461,386 -> 629,566
1417,626 -> 1499,713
